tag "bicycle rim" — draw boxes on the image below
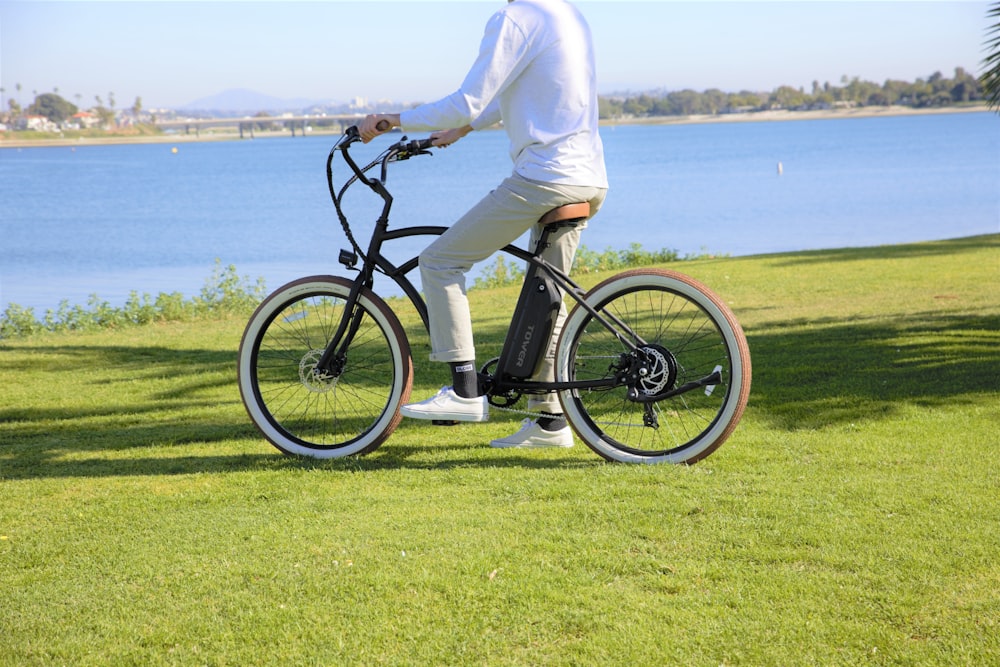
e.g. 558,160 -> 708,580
238,276 -> 412,457
557,269 -> 751,464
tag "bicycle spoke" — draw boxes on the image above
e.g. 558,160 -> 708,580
238,278 -> 412,457
559,269 -> 750,464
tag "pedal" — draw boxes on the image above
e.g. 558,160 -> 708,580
432,420 -> 459,426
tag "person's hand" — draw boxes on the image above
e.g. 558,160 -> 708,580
430,125 -> 473,148
358,113 -> 400,143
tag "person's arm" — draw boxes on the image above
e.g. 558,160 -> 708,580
470,99 -> 502,131
430,124 -> 473,148
360,11 -> 521,140
401,12 -> 526,131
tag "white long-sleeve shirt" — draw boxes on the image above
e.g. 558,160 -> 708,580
400,0 -> 608,188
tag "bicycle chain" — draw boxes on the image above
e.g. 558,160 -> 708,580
489,402 -> 550,420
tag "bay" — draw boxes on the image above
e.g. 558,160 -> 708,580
1,111 -> 997,314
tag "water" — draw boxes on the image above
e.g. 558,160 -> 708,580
2,112 -> 997,314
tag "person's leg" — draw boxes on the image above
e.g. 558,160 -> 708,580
524,221 -> 584,419
418,182 -> 541,367
405,176 -> 606,429
526,188 -> 607,417
404,176 -> 572,421
490,185 -> 607,448
419,176 -> 591,367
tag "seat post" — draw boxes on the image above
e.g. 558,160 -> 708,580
532,202 -> 590,256
531,222 -> 558,256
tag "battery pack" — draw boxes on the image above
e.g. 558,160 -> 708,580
498,271 -> 562,379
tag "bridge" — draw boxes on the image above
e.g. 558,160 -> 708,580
154,113 -> 366,138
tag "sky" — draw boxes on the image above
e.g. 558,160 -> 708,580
0,0 -> 993,110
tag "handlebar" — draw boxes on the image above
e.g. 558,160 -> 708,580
335,125 -> 435,184
326,125 -> 436,264
339,124 -> 435,156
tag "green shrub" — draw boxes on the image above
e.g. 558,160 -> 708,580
194,260 -> 267,314
472,255 -> 525,289
0,259 -> 267,339
154,291 -> 194,322
472,243 -> 726,288
2,246 -> 722,338
0,303 -> 43,337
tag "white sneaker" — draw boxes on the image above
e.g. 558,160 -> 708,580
400,386 -> 488,422
490,419 -> 574,449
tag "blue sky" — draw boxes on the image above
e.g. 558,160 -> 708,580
0,1 -> 992,110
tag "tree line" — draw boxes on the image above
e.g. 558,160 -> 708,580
0,85 -> 143,129
0,66 -> 992,130
598,68 -> 984,119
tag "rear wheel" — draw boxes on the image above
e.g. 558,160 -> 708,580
237,276 -> 412,457
557,269 -> 751,464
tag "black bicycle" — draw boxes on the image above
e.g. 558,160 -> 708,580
237,127 -> 751,464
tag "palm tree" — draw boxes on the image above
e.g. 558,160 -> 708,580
983,2 -> 1000,112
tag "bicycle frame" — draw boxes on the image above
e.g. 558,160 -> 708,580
314,128 -> 657,398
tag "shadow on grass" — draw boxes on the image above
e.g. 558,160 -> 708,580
3,236 -> 998,479
0,436 -> 593,481
0,343 -> 594,479
758,233 -> 998,267
746,310 -> 1000,430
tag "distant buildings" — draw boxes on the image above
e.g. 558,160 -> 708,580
15,115 -> 59,132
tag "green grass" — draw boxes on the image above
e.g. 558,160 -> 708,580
1,235 -> 998,665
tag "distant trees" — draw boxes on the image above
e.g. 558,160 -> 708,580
0,88 -> 137,128
91,94 -> 115,127
27,92 -> 77,123
6,97 -> 23,119
599,67 -> 986,120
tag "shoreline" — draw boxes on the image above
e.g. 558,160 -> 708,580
607,104 -> 989,126
0,105 -> 989,149
4,233 -> 996,318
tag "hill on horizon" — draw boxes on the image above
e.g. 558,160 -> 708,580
178,88 -> 329,113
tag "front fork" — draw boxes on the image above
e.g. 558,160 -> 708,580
315,182 -> 394,378
313,255 -> 376,379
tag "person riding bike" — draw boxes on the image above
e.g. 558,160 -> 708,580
359,0 -> 608,449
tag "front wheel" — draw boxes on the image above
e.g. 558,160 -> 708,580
237,276 -> 413,458
557,269 -> 751,464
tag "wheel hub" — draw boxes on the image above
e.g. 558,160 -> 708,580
299,349 -> 338,393
632,344 -> 677,400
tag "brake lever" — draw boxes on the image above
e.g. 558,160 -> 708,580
391,138 -> 436,161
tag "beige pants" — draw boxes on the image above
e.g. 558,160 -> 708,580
419,174 -> 607,414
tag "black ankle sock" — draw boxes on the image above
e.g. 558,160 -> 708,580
537,413 -> 567,432
450,361 -> 479,398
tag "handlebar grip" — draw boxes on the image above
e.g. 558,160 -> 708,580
375,119 -> 391,132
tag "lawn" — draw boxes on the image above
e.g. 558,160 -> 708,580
1,235 -> 998,665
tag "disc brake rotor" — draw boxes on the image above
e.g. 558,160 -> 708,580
299,349 -> 338,393
634,344 -> 677,399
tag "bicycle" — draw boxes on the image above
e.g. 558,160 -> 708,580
237,126 -> 751,464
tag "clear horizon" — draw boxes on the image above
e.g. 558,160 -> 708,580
0,1 -> 993,110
